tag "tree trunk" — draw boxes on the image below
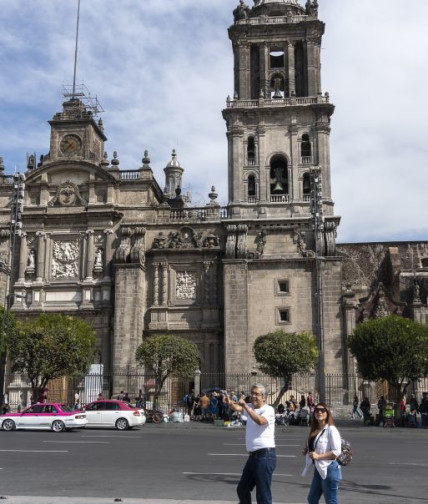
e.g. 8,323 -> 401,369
272,375 -> 291,408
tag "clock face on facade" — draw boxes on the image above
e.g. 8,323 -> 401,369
60,134 -> 83,155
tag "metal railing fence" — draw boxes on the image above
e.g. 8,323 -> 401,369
3,372 -> 428,414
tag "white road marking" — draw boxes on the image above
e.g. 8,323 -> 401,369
389,462 -> 428,467
223,443 -> 299,447
80,435 -> 136,438
208,453 -> 296,458
43,440 -> 109,444
0,449 -> 68,453
183,471 -> 293,477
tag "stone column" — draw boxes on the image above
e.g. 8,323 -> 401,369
36,231 -> 45,282
153,262 -> 159,306
306,42 -> 317,96
161,262 -> 168,306
287,41 -> 296,96
238,43 -> 251,100
259,43 -> 268,98
17,232 -> 27,282
103,229 -> 115,281
228,126 -> 244,204
86,230 -> 95,280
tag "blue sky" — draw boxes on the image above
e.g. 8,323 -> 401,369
0,0 -> 427,243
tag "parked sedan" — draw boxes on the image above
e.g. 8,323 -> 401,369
0,403 -> 87,432
83,400 -> 146,430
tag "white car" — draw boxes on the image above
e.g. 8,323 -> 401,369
83,400 -> 146,430
1,403 -> 87,432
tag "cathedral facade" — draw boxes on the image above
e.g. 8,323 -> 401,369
1,0 -> 427,398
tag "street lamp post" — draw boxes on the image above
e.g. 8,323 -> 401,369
0,172 -> 25,406
310,166 -> 325,403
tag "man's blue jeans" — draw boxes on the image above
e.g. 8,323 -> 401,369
307,460 -> 342,504
237,448 -> 277,504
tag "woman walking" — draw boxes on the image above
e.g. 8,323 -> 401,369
302,403 -> 342,504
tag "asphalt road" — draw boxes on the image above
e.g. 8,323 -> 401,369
0,421 -> 427,504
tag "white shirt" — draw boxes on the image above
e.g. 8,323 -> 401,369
302,425 -> 342,479
241,403 -> 276,452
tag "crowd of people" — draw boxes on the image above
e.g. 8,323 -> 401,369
352,392 -> 428,428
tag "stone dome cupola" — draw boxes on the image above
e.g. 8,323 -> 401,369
252,0 -> 306,17
163,149 -> 184,199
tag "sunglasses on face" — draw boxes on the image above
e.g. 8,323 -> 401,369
314,407 -> 327,414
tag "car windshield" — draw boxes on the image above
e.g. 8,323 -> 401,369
59,404 -> 73,412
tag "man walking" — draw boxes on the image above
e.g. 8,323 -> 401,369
225,383 -> 276,504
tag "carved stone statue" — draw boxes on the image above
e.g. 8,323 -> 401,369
233,0 -> 250,21
94,248 -> 103,273
26,249 -> 36,274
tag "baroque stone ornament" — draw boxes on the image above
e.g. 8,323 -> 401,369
130,227 -> 146,265
176,271 -> 197,300
52,240 -> 80,279
49,180 -> 87,207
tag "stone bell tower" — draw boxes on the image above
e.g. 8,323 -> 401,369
222,0 -> 344,382
223,0 -> 335,227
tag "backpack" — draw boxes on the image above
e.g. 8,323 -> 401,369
336,437 -> 352,466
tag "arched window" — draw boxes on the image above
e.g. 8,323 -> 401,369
303,172 -> 311,195
301,134 -> 312,157
270,155 -> 288,195
247,136 -> 255,165
248,175 -> 256,198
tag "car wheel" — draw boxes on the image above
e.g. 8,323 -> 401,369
2,419 -> 16,431
115,418 -> 129,431
52,420 -> 65,433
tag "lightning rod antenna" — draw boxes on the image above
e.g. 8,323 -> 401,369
72,0 -> 81,98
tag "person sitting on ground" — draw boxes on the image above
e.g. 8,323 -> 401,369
383,402 -> 395,427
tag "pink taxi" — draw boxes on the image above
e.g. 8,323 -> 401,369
0,402 -> 87,432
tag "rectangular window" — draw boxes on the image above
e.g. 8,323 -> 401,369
275,279 -> 290,295
276,307 -> 291,325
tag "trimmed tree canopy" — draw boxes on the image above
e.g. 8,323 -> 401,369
348,315 -> 428,398
8,313 -> 97,399
253,330 -> 319,406
135,334 -> 200,407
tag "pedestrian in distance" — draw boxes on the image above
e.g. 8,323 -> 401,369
302,403 -> 342,504
351,395 -> 362,420
225,383 -> 276,504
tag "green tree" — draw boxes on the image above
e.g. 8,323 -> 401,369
348,315 -> 428,403
135,334 -> 200,408
253,330 -> 319,406
8,313 -> 97,402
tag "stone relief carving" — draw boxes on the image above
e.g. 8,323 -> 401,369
202,232 -> 219,249
49,180 -> 87,207
151,227 -> 216,251
152,232 -> 167,249
52,240 -> 80,279
176,271 -> 197,300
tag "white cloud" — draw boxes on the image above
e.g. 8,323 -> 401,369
0,0 -> 427,243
